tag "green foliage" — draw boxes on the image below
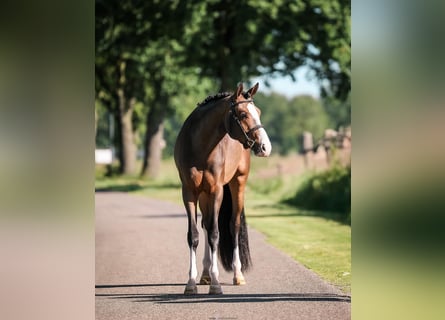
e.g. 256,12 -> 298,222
285,164 -> 351,223
95,100 -> 112,148
96,0 -> 197,111
255,92 -> 330,154
183,0 -> 350,96
162,77 -> 217,158
96,0 -> 350,173
323,93 -> 351,129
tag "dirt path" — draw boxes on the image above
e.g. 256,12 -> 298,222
95,192 -> 350,320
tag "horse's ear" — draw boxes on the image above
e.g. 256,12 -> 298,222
247,82 -> 259,97
234,83 -> 243,97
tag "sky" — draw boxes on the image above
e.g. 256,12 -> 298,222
251,66 -> 321,99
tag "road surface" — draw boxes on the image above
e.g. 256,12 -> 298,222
96,192 -> 350,319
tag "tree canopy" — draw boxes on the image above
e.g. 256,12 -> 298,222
183,0 -> 350,97
95,0 -> 351,172
252,92 -> 330,155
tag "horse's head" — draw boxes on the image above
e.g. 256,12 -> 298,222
228,83 -> 272,157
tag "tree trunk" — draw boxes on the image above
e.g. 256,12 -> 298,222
114,59 -> 137,175
117,85 -> 137,175
113,111 -> 123,168
119,106 -> 137,175
140,101 -> 165,179
95,107 -> 98,138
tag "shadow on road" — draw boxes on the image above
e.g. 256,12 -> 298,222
95,182 -> 181,193
95,184 -> 145,193
96,283 -> 184,289
96,290 -> 351,304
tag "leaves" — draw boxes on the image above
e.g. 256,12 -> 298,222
285,164 -> 351,219
95,0 -> 351,171
255,92 -> 330,155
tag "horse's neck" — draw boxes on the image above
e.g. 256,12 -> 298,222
193,102 -> 230,153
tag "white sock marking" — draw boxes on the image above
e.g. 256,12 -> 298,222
203,229 -> 211,273
210,249 -> 219,282
189,247 -> 197,280
233,246 -> 242,275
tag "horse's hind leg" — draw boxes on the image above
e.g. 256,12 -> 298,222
205,187 -> 224,295
199,228 -> 211,285
183,188 -> 199,295
229,180 -> 247,285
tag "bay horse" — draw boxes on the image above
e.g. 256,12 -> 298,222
174,82 -> 272,295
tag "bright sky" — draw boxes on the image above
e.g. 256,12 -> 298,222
251,66 -> 321,99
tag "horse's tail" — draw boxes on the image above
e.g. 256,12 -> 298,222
218,184 -> 252,272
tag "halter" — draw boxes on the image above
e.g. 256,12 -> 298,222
230,99 -> 264,149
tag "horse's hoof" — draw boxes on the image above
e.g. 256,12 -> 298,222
184,285 -> 198,295
199,275 -> 211,285
233,277 -> 246,285
209,284 -> 223,295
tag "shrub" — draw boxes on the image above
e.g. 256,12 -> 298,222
285,164 -> 351,222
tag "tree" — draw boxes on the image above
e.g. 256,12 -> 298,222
96,0 -> 350,176
163,77 -> 216,158
184,0 -> 350,98
138,40 -> 217,178
96,0 -> 192,176
96,0 -> 148,174
323,93 -> 351,129
255,92 -> 329,154
95,101 -> 112,149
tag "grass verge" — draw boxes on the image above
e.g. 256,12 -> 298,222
247,156 -> 350,292
95,161 -> 182,204
246,202 -> 351,292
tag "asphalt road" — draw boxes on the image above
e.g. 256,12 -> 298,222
96,192 -> 350,320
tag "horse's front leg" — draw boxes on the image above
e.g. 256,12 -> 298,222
207,185 -> 224,295
182,188 -> 199,295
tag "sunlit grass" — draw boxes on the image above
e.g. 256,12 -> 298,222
95,160 -> 182,204
246,203 -> 351,292
245,158 -> 350,292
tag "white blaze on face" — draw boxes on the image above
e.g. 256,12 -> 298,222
247,103 -> 272,156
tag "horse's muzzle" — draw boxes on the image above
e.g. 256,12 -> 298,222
253,142 -> 271,157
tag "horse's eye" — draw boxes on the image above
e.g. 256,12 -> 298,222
240,112 -> 247,119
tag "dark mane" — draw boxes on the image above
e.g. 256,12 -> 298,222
196,91 -> 252,108
197,92 -> 232,107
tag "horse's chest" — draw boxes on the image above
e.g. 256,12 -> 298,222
188,139 -> 245,190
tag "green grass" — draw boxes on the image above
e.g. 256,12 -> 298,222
244,157 -> 350,292
95,160 -> 182,204
95,156 -> 351,292
246,202 -> 351,292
